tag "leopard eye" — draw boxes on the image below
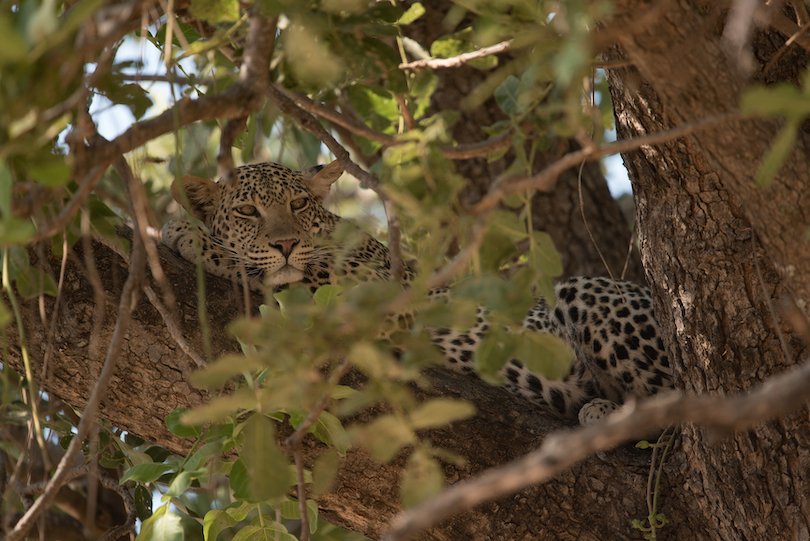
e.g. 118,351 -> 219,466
290,197 -> 309,212
234,204 -> 259,217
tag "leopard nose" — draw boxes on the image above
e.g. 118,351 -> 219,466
271,238 -> 299,258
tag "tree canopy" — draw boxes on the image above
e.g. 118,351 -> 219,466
1,1 -> 809,540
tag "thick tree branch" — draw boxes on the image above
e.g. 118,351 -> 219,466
469,114 -> 735,215
385,358 -> 810,540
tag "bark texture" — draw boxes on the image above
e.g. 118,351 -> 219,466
606,1 -> 810,538
6,235 -> 699,540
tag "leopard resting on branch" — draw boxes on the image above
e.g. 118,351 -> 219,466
161,160 -> 674,425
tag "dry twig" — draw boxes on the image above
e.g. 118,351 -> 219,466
399,40 -> 512,70
7,179 -> 148,541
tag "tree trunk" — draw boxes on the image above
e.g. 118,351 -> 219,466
606,1 -> 810,538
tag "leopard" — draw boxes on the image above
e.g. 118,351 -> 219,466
161,160 -> 674,425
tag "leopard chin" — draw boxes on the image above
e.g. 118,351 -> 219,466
266,265 -> 305,286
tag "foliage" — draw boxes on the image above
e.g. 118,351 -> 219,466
0,0 -> 800,539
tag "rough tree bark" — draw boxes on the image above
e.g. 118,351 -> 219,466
7,236 -> 701,540
606,1 -> 810,538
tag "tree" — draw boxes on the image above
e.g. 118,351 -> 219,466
1,1 -> 809,540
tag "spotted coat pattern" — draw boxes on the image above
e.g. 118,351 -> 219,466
162,161 -> 674,424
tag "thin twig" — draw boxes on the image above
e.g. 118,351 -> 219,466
143,285 -> 207,368
293,450 -> 310,541
6,180 -> 148,541
285,358 -> 352,449
272,84 -> 514,160
399,40 -> 512,70
383,357 -> 810,540
469,114 -> 736,216
284,358 -> 351,541
114,157 -> 178,316
218,116 -> 247,179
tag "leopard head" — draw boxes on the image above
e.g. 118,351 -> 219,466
172,160 -> 344,286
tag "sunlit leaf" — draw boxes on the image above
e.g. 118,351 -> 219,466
232,521 -> 296,541
181,388 -> 256,425
191,354 -> 265,389
754,120 -> 799,187
120,463 -> 174,485
409,398 -> 475,430
137,504 -> 184,541
166,408 -> 204,438
191,0 -> 239,23
351,414 -> 415,463
397,3 -> 425,25
203,509 -> 236,541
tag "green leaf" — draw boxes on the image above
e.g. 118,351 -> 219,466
345,85 -> 399,134
240,414 -> 294,501
120,463 -> 174,485
309,411 -> 352,455
284,20 -> 342,85
166,470 -> 195,497
494,75 -> 521,116
137,504 -> 184,541
12,264 -> 57,298
278,498 -> 319,531
349,341 -> 392,379
166,408 -> 203,438
754,120 -> 798,187
190,354 -> 264,389
409,398 -> 475,430
474,326 -> 515,383
514,331 -> 573,379
351,414 -> 415,463
0,14 -> 28,64
203,509 -> 236,541
312,449 -> 340,496
0,164 -> 12,218
397,3 -> 425,25
0,218 -> 34,245
741,85 -> 810,118
400,449 -> 444,508
185,441 -> 223,471
134,485 -> 153,521
313,284 -> 343,308
529,231 -> 563,278
103,83 -> 153,120
181,388 -> 256,425
190,0 -> 240,23
635,440 -> 651,450
232,522 -> 296,541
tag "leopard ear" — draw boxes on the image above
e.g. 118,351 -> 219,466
301,160 -> 344,200
171,175 -> 221,223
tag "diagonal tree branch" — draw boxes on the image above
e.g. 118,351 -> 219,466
384,357 -> 810,540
